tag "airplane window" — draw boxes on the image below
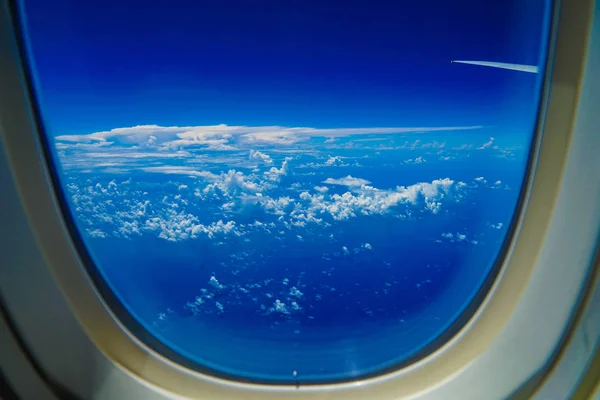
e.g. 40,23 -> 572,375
16,0 -> 552,384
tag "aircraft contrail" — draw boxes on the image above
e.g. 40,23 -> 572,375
451,60 -> 538,73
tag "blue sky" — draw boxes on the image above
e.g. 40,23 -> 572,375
21,0 -> 548,136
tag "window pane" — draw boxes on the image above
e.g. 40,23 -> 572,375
18,0 -> 552,383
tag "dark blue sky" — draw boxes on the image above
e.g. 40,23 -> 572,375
20,0 -> 549,135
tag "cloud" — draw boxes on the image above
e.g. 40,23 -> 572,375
73,151 -> 190,159
289,287 -> 303,298
404,156 -> 426,164
241,194 -> 294,216
86,228 -> 107,238
264,157 -> 292,181
209,276 -> 224,290
441,231 -> 477,244
141,166 -> 218,179
325,156 -> 342,166
56,124 -> 484,149
67,178 -> 249,242
55,123 -> 485,173
66,159 -> 470,244
249,150 -> 273,165
195,169 -> 277,201
269,299 -> 290,314
298,178 -> 459,221
323,175 -> 371,187
478,137 -> 495,150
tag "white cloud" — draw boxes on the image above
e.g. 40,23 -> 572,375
404,156 -> 426,164
249,149 -> 273,165
68,160 -> 468,244
239,125 -> 483,145
323,175 -> 371,187
478,137 -> 495,150
441,232 -> 476,244
269,299 -> 289,314
289,287 -> 303,298
86,228 -> 106,238
56,124 -> 483,149
297,178 -> 458,221
264,157 -> 292,181
68,178 -> 246,242
325,156 -> 342,166
141,166 -> 218,179
209,276 -> 223,290
55,123 -> 484,173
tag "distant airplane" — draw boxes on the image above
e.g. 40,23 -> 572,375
451,60 -> 538,73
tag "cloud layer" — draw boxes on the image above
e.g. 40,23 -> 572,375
56,123 -> 484,149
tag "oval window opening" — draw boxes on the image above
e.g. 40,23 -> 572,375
17,0 -> 552,384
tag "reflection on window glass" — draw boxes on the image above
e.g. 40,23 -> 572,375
20,0 -> 551,383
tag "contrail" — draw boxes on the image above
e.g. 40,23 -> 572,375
451,60 -> 538,73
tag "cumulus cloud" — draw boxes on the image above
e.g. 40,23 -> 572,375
67,178 -> 247,242
269,299 -> 289,314
289,287 -> 303,298
209,276 -> 224,290
294,178 -> 459,221
86,228 -> 107,238
404,156 -> 426,164
441,231 -> 477,244
264,157 -> 292,182
325,156 -> 343,166
478,137 -> 495,150
65,150 -> 470,245
249,149 -> 273,165
323,175 -> 371,187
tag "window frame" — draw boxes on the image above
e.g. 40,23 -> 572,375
0,0 -> 599,398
